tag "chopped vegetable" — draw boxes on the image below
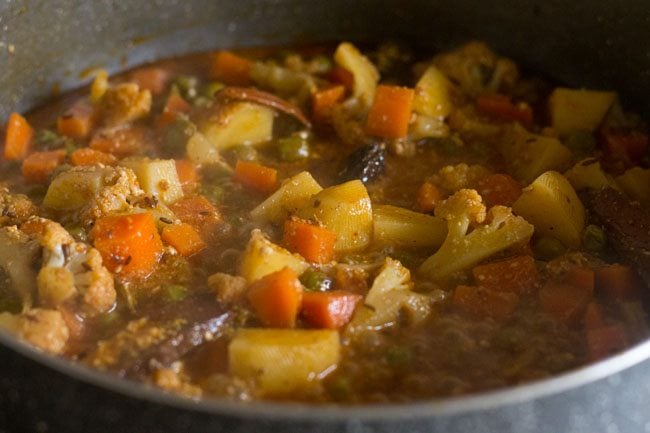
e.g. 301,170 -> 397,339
250,171 -> 322,224
472,255 -> 539,295
155,92 -> 192,128
334,42 -> 379,107
583,302 -> 606,330
414,182 -> 443,213
90,69 -> 109,103
300,269 -> 333,292
564,158 -> 618,192
129,67 -> 169,95
246,267 -> 303,328
89,125 -> 147,157
312,85 -> 346,123
419,189 -> 534,281
513,171 -> 585,249
229,328 -> 340,396
233,160 -> 277,194
91,212 -> 164,278
301,291 -> 362,329
548,88 -> 616,135
452,285 -> 519,321
57,104 -> 96,139
412,65 -> 453,118
200,102 -> 274,151
601,129 -> 648,166
284,218 -> 337,264
365,85 -> 414,139
174,159 -> 199,188
161,222 -> 206,257
372,204 -> 446,249
239,229 -> 309,283
21,150 -> 66,184
120,157 -> 184,204
3,112 -> 34,161
582,224 -> 606,253
297,180 -> 373,253
476,94 -> 533,128
210,51 -> 252,86
615,167 -> 650,205
70,148 -> 117,167
475,173 -> 522,207
277,135 -> 310,162
587,324 -> 628,361
168,195 -> 221,238
539,280 -> 592,325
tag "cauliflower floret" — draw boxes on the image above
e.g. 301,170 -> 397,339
347,257 -> 432,334
23,217 -> 116,314
418,189 -> 534,281
0,185 -> 38,226
431,163 -> 491,192
433,41 -> 519,98
0,308 -> 69,355
100,82 -> 152,126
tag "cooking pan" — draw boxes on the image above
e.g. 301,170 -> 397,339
1,1 -> 650,432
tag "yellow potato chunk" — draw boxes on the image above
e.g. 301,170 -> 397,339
373,205 -> 446,249
548,88 -> 617,135
120,158 -> 183,204
250,171 -> 323,224
201,102 -> 274,151
412,66 -> 453,118
239,229 -> 309,283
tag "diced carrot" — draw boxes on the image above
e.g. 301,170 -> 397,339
583,302 -> 606,330
283,218 -> 337,264
234,160 -> 277,194
595,264 -> 642,300
155,92 -> 192,128
21,150 -> 66,184
564,267 -> 595,292
475,173 -> 522,207
70,147 -> 117,167
174,159 -> 199,187
586,323 -> 628,361
326,66 -> 354,91
89,126 -> 148,157
472,255 -> 539,295
57,104 -> 96,139
476,94 -> 533,128
311,85 -> 345,123
539,281 -> 593,325
414,181 -> 443,213
600,128 -> 648,166
301,290 -> 362,329
91,212 -> 164,278
168,195 -> 221,238
129,67 -> 170,95
210,51 -> 252,86
161,222 -> 207,257
365,85 -> 415,139
247,267 -> 303,328
3,112 -> 33,160
452,285 -> 519,321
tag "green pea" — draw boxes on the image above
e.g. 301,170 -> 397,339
202,81 -> 225,99
300,269 -> 332,292
173,75 -> 199,99
533,236 -> 567,261
163,284 -> 188,302
583,224 -> 606,253
277,136 -> 310,162
65,225 -> 87,242
231,145 -> 258,162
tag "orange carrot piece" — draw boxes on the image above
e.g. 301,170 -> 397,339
89,126 -> 147,157
283,218 -> 337,264
564,267 -> 595,292
70,147 -> 117,167
210,51 -> 252,86
472,255 -> 539,295
476,173 -> 522,208
326,66 -> 354,91
3,112 -> 33,161
57,105 -> 96,139
476,94 -> 533,128
595,264 -> 642,300
91,212 -> 164,278
415,181 -> 443,213
452,285 -> 519,321
155,92 -> 192,128
234,160 -> 277,194
583,301 -> 606,330
366,85 -> 414,139
247,267 -> 303,328
539,281 -> 593,325
21,150 -> 66,184
586,324 -> 628,361
301,290 -> 362,329
311,85 -> 345,123
174,159 -> 199,187
168,195 -> 221,237
129,67 -> 170,95
161,222 -> 207,257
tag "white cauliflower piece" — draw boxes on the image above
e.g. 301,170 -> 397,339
432,163 -> 491,192
100,82 -> 152,126
0,308 -> 69,355
418,189 -> 534,281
